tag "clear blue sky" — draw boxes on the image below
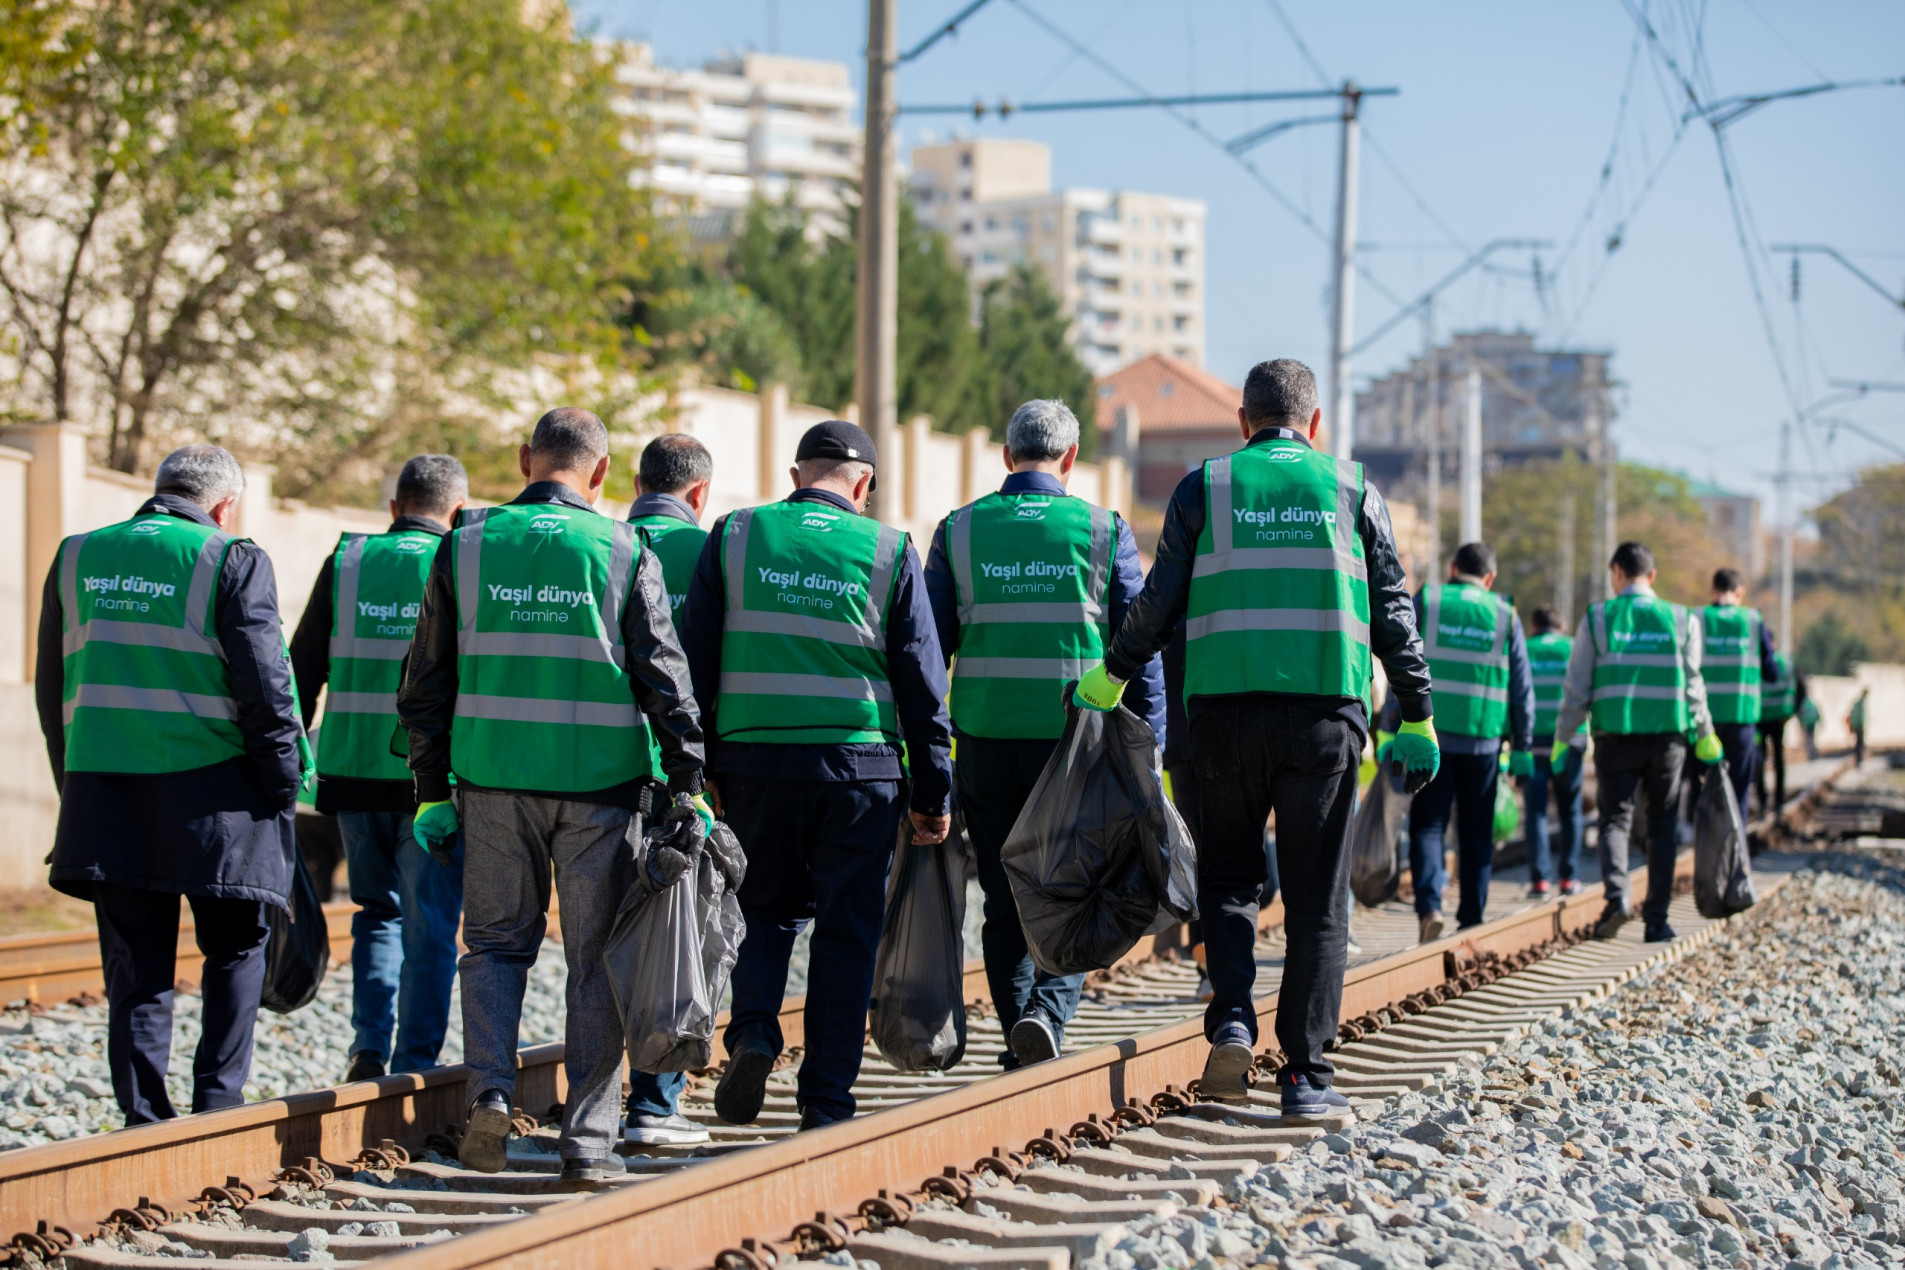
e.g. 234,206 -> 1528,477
570,0 -> 1905,520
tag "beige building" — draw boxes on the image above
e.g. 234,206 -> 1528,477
608,43 -> 859,234
910,138 -> 1206,375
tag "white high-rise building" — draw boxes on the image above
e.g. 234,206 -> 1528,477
910,138 -> 1206,374
609,43 -> 859,234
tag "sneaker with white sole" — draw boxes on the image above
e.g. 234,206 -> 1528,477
1009,1012 -> 1060,1067
1280,1072 -> 1352,1119
1198,1023 -> 1255,1103
623,1112 -> 709,1146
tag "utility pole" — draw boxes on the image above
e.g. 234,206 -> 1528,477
1777,421 -> 1794,651
1460,363 -> 1482,543
1327,82 -> 1362,461
1555,492 -> 1576,630
1597,415 -> 1617,600
1422,309 -> 1442,579
857,0 -> 900,523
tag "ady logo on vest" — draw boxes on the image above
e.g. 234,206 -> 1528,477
394,538 -> 432,554
799,510 -> 840,533
1013,501 -> 1051,520
129,522 -> 164,536
1266,449 -> 1305,463
527,514 -> 569,536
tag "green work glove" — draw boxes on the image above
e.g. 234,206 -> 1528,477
1550,739 -> 1572,770
1373,729 -> 1397,767
1391,718 -> 1441,794
690,792 -> 715,834
1072,663 -> 1127,712
414,799 -> 459,862
1694,732 -> 1724,764
1508,749 -> 1534,779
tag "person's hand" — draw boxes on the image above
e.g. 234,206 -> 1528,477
413,800 -> 459,863
1071,663 -> 1126,712
909,810 -> 951,844
1390,718 -> 1441,794
1694,732 -> 1724,764
690,792 -> 715,833
1373,729 -> 1397,767
1550,739 -> 1572,770
1509,749 -> 1534,780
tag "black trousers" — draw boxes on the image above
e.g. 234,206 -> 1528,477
953,737 -> 1085,1063
1189,701 -> 1360,1081
93,884 -> 271,1125
1592,733 -> 1686,924
1757,720 -> 1788,812
1712,722 -> 1760,829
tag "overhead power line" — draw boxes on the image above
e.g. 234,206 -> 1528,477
900,87 -> 1393,116
1683,77 -> 1905,129
1772,245 -> 1905,314
895,0 -> 999,65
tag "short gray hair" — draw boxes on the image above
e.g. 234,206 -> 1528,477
154,444 -> 245,508
394,454 -> 468,517
1242,359 -> 1318,429
1005,399 -> 1080,462
529,407 -> 609,473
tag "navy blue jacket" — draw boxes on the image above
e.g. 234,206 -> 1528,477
923,470 -> 1167,746
37,495 -> 302,908
680,488 -> 954,817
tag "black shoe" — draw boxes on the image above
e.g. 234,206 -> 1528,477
798,1106 -> 848,1132
1644,920 -> 1677,943
1280,1072 -> 1352,1119
345,1051 -> 385,1083
559,1156 -> 622,1183
459,1091 -> 512,1174
1592,904 -> 1631,941
713,1033 -> 778,1126
1009,1011 -> 1060,1067
1198,1023 -> 1255,1103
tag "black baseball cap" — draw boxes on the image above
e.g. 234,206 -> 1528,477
795,420 -> 878,490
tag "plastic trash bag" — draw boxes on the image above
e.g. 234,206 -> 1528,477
1350,772 -> 1410,908
604,813 -> 748,1074
868,820 -> 971,1073
261,854 -> 329,1014
1693,766 -> 1757,920
1000,697 -> 1197,977
1492,769 -> 1523,844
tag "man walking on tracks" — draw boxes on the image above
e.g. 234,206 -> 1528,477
1406,542 -> 1534,938
1757,640 -> 1798,814
1073,359 -> 1436,1117
1523,606 -> 1585,898
924,399 -> 1166,1070
398,409 -> 707,1182
38,445 -> 304,1126
1552,541 -> 1720,944
680,419 -> 953,1131
1700,568 -> 1777,831
292,455 -> 468,1082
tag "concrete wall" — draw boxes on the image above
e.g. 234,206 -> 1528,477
1805,664 -> 1905,754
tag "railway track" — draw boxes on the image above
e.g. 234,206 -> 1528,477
1,761 -> 1856,1270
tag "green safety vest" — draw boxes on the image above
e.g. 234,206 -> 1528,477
58,512 -> 246,774
1587,591 -> 1691,735
629,513 -> 707,619
1527,630 -> 1580,741
1184,439 -> 1371,701
945,489 -> 1113,740
449,502 -> 657,793
1701,604 -> 1763,726
1761,653 -> 1795,723
315,528 -> 438,781
1421,581 -> 1511,739
715,500 -> 903,745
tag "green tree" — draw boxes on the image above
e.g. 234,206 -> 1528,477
973,263 -> 1098,451
1795,608 -> 1870,677
1791,461 -> 1905,666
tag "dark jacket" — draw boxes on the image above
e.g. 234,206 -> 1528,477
289,514 -> 448,814
627,491 -> 699,525
397,482 -> 705,807
678,487 -> 955,817
37,495 -> 301,908
1104,426 -> 1434,737
1412,584 -> 1537,754
923,470 -> 1168,746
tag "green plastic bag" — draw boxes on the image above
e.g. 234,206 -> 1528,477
1492,769 -> 1523,844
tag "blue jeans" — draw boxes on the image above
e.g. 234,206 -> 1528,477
1525,746 -> 1584,885
340,810 -> 463,1073
1408,746 -> 1500,928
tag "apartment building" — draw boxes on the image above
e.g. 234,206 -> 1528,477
910,138 -> 1207,375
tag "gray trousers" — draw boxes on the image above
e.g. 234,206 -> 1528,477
1594,732 -> 1685,925
460,789 -> 632,1161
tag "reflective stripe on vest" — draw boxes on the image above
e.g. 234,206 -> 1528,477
1701,604 -> 1763,725
1527,631 -> 1577,739
1587,594 -> 1690,734
1421,582 -> 1511,738
1184,442 -> 1372,701
317,529 -> 436,781
58,514 -> 245,774
946,491 -> 1112,739
449,504 -> 656,793
1761,653 -> 1796,722
715,502 -> 902,744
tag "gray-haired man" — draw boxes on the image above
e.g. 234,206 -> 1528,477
923,400 -> 1166,1068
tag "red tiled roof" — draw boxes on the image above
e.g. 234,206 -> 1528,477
1095,354 -> 1240,434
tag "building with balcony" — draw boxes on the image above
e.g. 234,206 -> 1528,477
910,138 -> 1206,375
608,43 -> 859,236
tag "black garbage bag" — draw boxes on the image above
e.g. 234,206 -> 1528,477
261,854 -> 329,1014
1693,766 -> 1757,920
868,819 -> 971,1073
604,814 -> 748,1074
1000,697 -> 1197,977
1350,771 -> 1410,909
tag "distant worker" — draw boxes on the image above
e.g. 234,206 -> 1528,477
1552,541 -> 1720,944
38,445 -> 304,1125
1756,644 -> 1797,813
1523,606 -> 1585,898
290,455 -> 469,1082
924,399 -> 1166,1069
1405,543 -> 1534,938
1849,687 -> 1870,766
680,420 -> 954,1131
621,432 -> 716,1148
1073,359 -> 1436,1117
1799,687 -> 1821,760
1700,568 -> 1778,830
398,409 -> 707,1183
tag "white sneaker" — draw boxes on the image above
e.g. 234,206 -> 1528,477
623,1112 -> 710,1146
